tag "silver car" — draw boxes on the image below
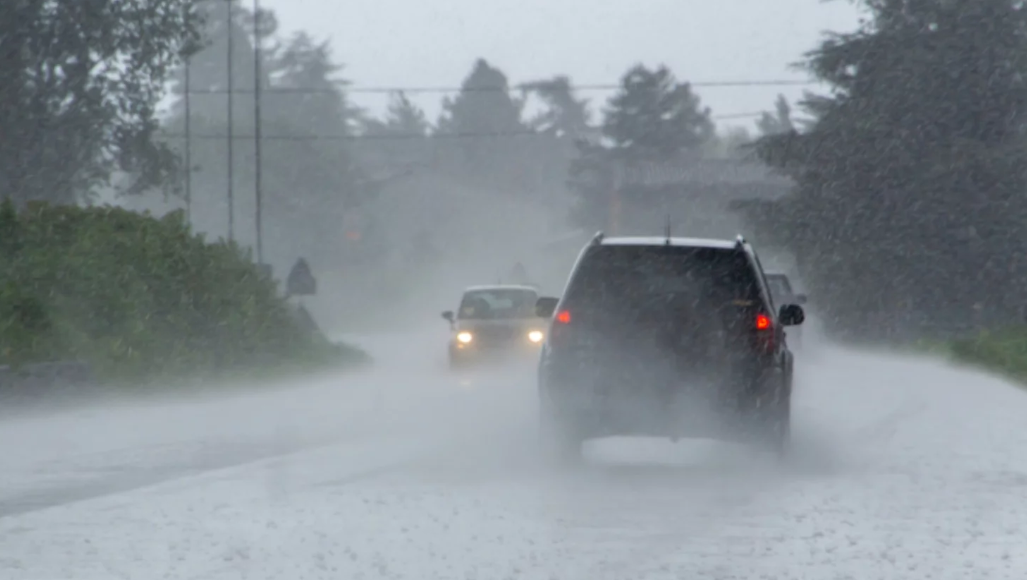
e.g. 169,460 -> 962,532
442,285 -> 548,369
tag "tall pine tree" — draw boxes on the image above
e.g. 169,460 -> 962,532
602,65 -> 714,162
435,58 -> 532,189
568,64 -> 715,230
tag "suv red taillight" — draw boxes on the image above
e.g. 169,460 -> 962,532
754,312 -> 775,352
549,309 -> 572,345
755,313 -> 771,330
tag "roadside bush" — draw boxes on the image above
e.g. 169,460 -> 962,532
949,328 -> 1027,382
0,200 -> 367,382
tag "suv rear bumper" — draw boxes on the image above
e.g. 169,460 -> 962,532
539,358 -> 787,441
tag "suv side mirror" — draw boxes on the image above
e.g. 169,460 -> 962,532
779,304 -> 805,326
442,310 -> 454,323
535,296 -> 559,318
795,293 -> 808,305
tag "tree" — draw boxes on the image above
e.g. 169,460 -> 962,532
356,91 -> 432,176
0,0 -> 201,204
706,126 -> 754,159
161,0 -> 262,237
755,95 -> 794,136
363,92 -> 431,137
435,58 -> 533,189
168,0 -> 258,119
522,76 -> 591,138
271,32 -> 358,134
436,59 -> 525,136
750,0 -> 1027,339
602,64 -> 715,161
258,31 -> 368,263
384,92 -> 430,136
567,64 -> 716,230
567,139 -> 617,231
161,6 -> 368,271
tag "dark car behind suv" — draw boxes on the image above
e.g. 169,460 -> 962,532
765,272 -> 807,348
535,233 -> 804,462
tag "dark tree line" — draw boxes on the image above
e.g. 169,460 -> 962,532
744,0 -> 1027,340
0,0 -> 773,287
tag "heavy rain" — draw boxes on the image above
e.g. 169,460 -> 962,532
2,1 -> 1027,578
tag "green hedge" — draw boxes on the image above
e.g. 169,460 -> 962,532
0,200 -> 366,383
948,327 -> 1027,382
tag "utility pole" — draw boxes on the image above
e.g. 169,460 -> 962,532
184,54 -> 192,224
226,0 -> 235,242
181,2 -> 194,225
253,0 -> 264,264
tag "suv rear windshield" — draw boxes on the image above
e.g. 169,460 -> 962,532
563,245 -> 763,312
458,288 -> 538,320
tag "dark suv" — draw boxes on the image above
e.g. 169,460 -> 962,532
534,233 -> 805,462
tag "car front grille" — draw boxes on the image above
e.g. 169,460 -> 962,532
477,326 -> 522,340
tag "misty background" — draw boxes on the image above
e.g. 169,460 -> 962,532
10,0 -> 1023,345
9,3 -> 1027,579
89,0 -> 855,335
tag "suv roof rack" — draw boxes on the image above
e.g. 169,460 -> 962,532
590,231 -> 605,245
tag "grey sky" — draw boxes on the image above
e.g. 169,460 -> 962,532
258,0 -> 862,130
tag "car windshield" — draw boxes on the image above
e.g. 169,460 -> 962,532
563,245 -> 762,314
765,275 -> 793,301
458,288 -> 538,320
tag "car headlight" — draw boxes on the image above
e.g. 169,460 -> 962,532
527,330 -> 544,343
456,331 -> 473,344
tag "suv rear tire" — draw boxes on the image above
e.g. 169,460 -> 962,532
734,372 -> 791,459
766,398 -> 791,460
756,382 -> 791,460
539,398 -> 583,466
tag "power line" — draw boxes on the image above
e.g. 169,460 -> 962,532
159,113 -> 767,142
713,112 -> 768,120
182,79 -> 817,96
160,130 -> 565,142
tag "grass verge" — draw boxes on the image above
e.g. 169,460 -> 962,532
946,328 -> 1027,383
